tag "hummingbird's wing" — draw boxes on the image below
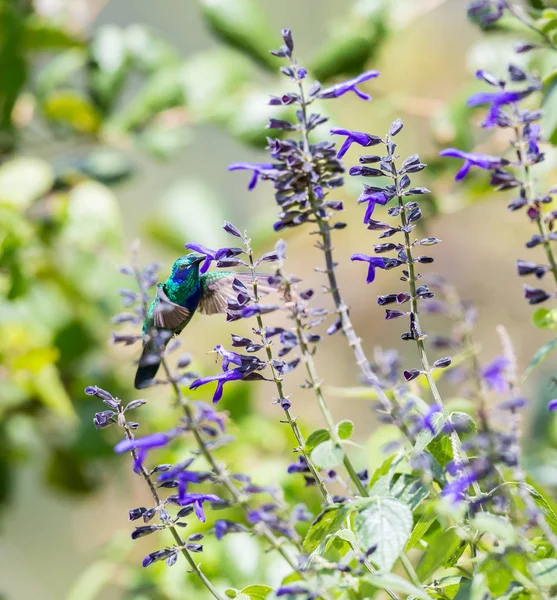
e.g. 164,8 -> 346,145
152,285 -> 193,329
199,272 -> 276,315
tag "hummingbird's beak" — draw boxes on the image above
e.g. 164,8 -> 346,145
192,254 -> 206,264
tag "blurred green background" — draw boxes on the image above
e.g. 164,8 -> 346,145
2,0 -> 557,598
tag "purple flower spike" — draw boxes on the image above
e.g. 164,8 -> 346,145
422,404 -> 441,434
179,493 -> 220,523
330,128 -> 380,159
115,432 -> 170,473
482,356 -> 510,394
358,190 -> 390,222
351,254 -> 387,284
319,70 -> 380,101
467,89 -> 532,128
439,148 -> 508,181
228,162 -> 276,190
549,399 -> 557,411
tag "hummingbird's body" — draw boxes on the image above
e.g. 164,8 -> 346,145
135,253 -> 271,389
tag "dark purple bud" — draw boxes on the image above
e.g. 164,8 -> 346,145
526,234 -> 543,248
129,507 -> 148,521
385,309 -> 406,320
131,525 -> 162,540
403,369 -> 421,381
406,187 -> 429,195
415,256 -> 434,264
281,29 -> 294,52
222,221 -> 243,238
515,43 -> 537,53
327,317 -> 342,335
396,293 -> 411,304
177,505 -> 194,518
508,64 -> 527,81
389,119 -> 403,136
231,334 -> 251,347
85,385 -> 118,406
517,259 -> 547,278
433,357 -> 452,368
268,118 -> 295,130
377,294 -> 398,306
524,285 -> 550,304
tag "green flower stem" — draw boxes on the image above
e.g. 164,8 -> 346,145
120,412 -> 224,600
512,124 -> 557,287
503,1 -> 557,53
292,59 -> 394,417
390,152 -> 482,498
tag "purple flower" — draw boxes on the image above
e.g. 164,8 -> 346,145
277,585 -> 315,598
330,128 -> 381,159
213,344 -> 243,370
179,493 -> 220,523
439,148 -> 508,181
442,471 -> 479,503
467,87 -> 532,128
114,432 -> 170,472
190,368 -> 246,403
468,0 -> 506,27
422,404 -> 441,434
228,162 -> 276,190
158,463 -> 210,503
319,70 -> 380,101
482,356 -> 510,394
214,519 -> 247,540
192,401 -> 226,433
184,243 -> 243,274
358,190 -> 390,222
351,254 -> 388,284
548,399 -> 557,411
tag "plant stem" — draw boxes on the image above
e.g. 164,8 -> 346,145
503,1 -> 557,52
246,243 -> 401,600
280,268 -> 368,497
121,415 -> 224,600
512,124 -> 557,288
292,60 -> 394,416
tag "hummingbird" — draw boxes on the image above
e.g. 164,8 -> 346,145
135,252 -> 270,389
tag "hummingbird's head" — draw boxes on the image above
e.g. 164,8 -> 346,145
170,253 -> 205,281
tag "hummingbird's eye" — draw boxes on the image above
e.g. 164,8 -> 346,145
179,264 -> 186,270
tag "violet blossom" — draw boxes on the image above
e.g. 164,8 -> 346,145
438,148 -> 509,181
319,70 -> 380,101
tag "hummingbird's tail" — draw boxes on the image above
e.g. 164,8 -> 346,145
135,339 -> 162,389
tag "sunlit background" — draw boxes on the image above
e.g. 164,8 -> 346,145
2,0 -> 557,598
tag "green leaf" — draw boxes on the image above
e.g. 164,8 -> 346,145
199,0 -> 280,71
225,590 -> 238,599
472,513 -> 516,545
480,551 -> 529,597
42,90 -> 102,133
532,308 -> 557,330
417,528 -> 465,580
0,157 -> 54,209
521,338 -> 557,382
531,558 -> 557,587
390,474 -> 429,511
405,512 -> 436,551
354,497 -> 412,572
412,412 -> 447,456
240,584 -> 273,600
310,440 -> 343,469
310,2 -> 389,82
543,71 -> 557,145
24,14 -> 83,50
337,420 -> 354,440
305,429 -> 331,453
36,48 -> 87,97
506,482 -> 557,537
364,572 -> 431,600
303,503 -> 352,553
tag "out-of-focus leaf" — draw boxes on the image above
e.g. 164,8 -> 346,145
24,14 -> 83,50
532,308 -> 557,329
303,502 -> 356,553
107,66 -> 184,132
0,157 -> 54,209
471,513 -> 517,545
390,474 -> 429,511
405,512 -> 436,551
532,558 -> 557,587
311,0 -> 389,82
147,179 -> 225,251
198,0 -> 279,71
542,71 -> 557,145
364,573 -> 431,600
505,481 -> 557,537
521,338 -> 557,382
46,447 -> 98,494
0,1 -> 27,153
239,585 -> 272,600
31,364 -> 77,422
66,560 -> 118,600
36,48 -> 87,97
138,126 -> 193,159
81,149 -> 135,185
310,440 -> 343,469
353,497 -> 412,572
88,24 -> 128,114
42,90 -> 102,133
125,24 -> 180,72
480,551 -> 529,597
181,49 -> 253,122
417,528 -> 465,579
